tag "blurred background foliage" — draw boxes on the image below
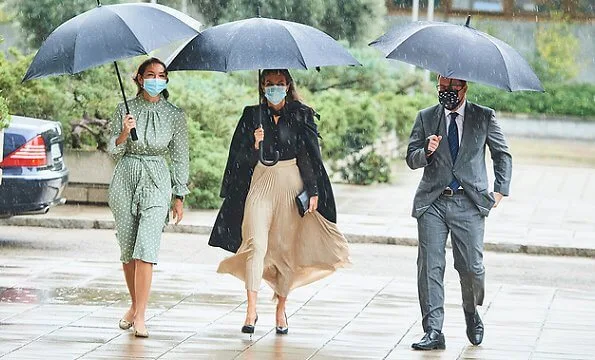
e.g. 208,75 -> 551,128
0,35 -> 9,129
0,0 -> 593,208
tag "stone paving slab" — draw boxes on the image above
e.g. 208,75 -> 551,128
1,228 -> 595,360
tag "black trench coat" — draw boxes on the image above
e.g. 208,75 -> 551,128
208,101 -> 337,253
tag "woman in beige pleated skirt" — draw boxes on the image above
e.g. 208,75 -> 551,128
212,69 -> 350,336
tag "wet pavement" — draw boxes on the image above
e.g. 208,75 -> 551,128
1,227 -> 595,360
2,162 -> 595,257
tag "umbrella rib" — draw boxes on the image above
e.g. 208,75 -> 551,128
71,8 -> 147,73
279,22 -> 308,69
224,24 -> 246,72
110,10 -> 149,53
68,15 -> 89,74
476,31 -> 513,91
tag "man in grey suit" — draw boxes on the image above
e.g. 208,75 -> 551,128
407,75 -> 512,350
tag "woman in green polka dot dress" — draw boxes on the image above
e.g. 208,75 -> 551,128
107,57 -> 189,338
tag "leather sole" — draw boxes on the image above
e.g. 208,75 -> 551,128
412,342 -> 446,351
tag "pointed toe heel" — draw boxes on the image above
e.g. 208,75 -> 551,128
241,314 -> 258,339
276,312 -> 289,335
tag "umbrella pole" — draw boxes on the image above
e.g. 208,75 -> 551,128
258,69 -> 262,128
113,61 -> 138,141
257,69 -> 279,166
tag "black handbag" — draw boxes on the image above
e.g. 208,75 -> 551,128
296,190 -> 309,217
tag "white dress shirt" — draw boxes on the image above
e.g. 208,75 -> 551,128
444,99 -> 466,146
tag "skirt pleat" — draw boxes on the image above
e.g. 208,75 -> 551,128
217,159 -> 350,297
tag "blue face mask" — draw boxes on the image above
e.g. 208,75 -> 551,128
143,78 -> 167,97
264,85 -> 287,105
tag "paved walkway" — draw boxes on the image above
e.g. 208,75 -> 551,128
1,227 -> 594,360
2,162 -> 595,257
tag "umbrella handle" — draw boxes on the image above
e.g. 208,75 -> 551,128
114,61 -> 138,141
259,143 -> 279,166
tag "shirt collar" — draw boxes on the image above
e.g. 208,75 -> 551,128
444,99 -> 467,119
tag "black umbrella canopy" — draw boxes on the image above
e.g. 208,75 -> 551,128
166,16 -> 360,166
166,17 -> 361,72
369,18 -> 544,92
22,2 -> 202,82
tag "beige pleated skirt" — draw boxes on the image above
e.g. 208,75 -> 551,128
217,159 -> 350,297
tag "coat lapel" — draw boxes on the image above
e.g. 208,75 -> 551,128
454,102 -> 476,167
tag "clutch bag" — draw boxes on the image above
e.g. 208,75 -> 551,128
296,190 -> 309,217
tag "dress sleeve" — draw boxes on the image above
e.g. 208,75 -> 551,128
168,109 -> 190,196
107,104 -> 126,161
296,114 -> 319,196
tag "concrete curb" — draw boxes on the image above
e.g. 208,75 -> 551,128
2,216 -> 594,258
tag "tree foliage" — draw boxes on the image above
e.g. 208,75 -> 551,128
166,0 -> 386,45
12,0 -> 386,49
0,36 -> 9,129
533,12 -> 581,83
13,0 -> 119,48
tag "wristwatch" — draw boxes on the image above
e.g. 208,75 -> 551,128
174,195 -> 184,202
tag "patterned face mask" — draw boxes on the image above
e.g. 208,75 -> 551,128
438,89 -> 462,110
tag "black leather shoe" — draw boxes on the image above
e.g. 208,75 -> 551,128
464,310 -> 484,345
241,314 -> 258,335
411,329 -> 446,350
276,312 -> 288,335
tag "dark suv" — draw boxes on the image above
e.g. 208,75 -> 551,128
0,116 -> 68,217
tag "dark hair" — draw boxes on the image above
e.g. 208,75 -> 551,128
134,57 -> 169,100
260,69 -> 301,104
437,74 -> 466,86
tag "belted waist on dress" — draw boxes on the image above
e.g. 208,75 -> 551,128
122,154 -> 169,215
124,154 -> 165,161
123,154 -> 167,189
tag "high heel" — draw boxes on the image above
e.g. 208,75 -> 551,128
241,314 -> 258,339
276,312 -> 288,335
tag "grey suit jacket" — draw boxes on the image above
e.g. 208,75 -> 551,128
406,102 -> 512,218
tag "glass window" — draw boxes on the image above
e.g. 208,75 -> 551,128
452,0 -> 504,12
514,0 -> 539,12
391,0 -> 443,10
514,0 -> 562,13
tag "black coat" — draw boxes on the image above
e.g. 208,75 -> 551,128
208,101 -> 337,253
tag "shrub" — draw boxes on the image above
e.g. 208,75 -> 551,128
311,89 -> 379,162
168,71 -> 255,208
468,83 -> 595,118
533,12 -> 581,83
0,92 -> 9,129
340,150 -> 390,185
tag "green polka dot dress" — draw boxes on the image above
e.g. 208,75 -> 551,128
107,95 -> 190,264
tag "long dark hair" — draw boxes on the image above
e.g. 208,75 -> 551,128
259,69 -> 301,104
133,57 -> 169,100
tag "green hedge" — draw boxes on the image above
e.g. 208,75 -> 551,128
468,83 -> 595,118
3,44 -> 594,207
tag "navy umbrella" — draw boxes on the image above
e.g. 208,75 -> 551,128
22,1 -> 201,140
166,16 -> 360,165
369,16 -> 543,92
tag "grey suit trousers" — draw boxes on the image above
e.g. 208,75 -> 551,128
417,192 -> 485,333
